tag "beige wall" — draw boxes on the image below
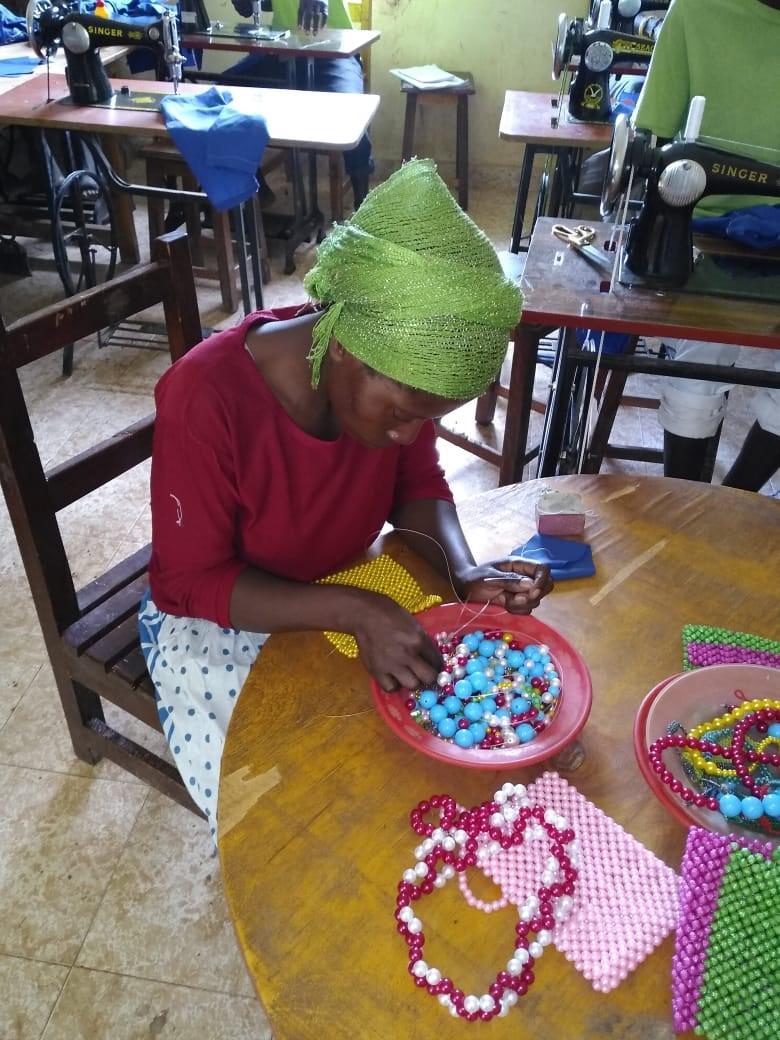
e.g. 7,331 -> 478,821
202,0 -> 589,176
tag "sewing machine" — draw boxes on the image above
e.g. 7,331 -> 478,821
588,0 -> 669,34
601,102 -> 780,293
26,0 -> 183,106
553,1 -> 656,122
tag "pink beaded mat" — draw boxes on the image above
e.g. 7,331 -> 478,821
469,772 -> 680,992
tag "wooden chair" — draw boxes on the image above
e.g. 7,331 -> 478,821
0,230 -> 204,814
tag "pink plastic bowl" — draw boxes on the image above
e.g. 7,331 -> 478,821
633,663 -> 780,842
370,603 -> 592,770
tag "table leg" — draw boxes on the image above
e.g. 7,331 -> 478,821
100,135 -> 139,265
244,194 -> 265,311
499,323 -> 541,486
232,204 -> 252,315
401,93 -> 418,163
509,145 -> 538,253
538,328 -> 578,477
456,94 -> 469,211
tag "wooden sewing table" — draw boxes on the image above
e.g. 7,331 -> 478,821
0,73 -> 378,307
217,474 -> 780,1040
500,90 -> 614,253
495,218 -> 780,484
182,26 -> 379,67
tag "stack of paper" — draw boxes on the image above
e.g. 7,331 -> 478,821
389,65 -> 466,90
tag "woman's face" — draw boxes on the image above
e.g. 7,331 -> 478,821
326,343 -> 466,449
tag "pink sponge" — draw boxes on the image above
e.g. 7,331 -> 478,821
535,489 -> 586,536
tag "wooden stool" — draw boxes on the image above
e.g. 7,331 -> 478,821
400,71 -> 475,210
142,142 -> 269,313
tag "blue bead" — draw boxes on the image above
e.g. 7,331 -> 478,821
478,640 -> 495,658
516,723 -> 536,743
762,793 -> 780,818
511,697 -> 531,715
493,666 -> 505,680
437,717 -> 457,738
454,679 -> 474,699
418,690 -> 438,710
470,673 -> 489,692
480,697 -> 497,715
496,708 -> 510,719
469,722 -> 487,742
506,650 -> 524,669
454,729 -> 475,749
529,663 -> 545,677
429,704 -> 448,725
741,796 -> 765,820
523,644 -> 540,657
443,695 -> 462,715
464,701 -> 483,722
768,723 -> 780,738
463,633 -> 480,652
538,654 -> 551,665
465,659 -> 483,675
718,794 -> 742,818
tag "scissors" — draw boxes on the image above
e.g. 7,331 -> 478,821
551,224 -> 597,247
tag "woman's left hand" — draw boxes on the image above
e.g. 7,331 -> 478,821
456,558 -> 553,615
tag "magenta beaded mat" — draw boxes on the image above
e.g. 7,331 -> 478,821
473,772 -> 679,992
682,624 -> 780,672
672,827 -> 780,1038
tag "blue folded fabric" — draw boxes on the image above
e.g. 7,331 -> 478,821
160,86 -> 269,211
512,533 -> 596,582
0,56 -> 41,76
576,328 -> 632,355
0,4 -> 28,44
692,205 -> 780,250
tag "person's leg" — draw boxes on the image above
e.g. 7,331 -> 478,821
657,340 -> 740,481
313,56 -> 373,206
721,351 -> 780,491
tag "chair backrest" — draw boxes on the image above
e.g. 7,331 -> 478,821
0,230 -> 202,661
347,0 -> 373,90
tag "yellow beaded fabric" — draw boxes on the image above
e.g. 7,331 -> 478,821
316,555 -> 441,657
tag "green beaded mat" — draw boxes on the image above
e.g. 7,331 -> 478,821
682,624 -> 780,672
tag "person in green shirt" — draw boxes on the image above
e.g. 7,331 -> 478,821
225,0 -> 373,205
580,0 -> 780,491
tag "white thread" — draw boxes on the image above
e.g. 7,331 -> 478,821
169,493 -> 183,527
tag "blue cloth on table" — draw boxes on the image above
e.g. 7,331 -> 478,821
576,327 -> 632,354
692,205 -> 780,251
0,4 -> 28,44
0,56 -> 41,76
512,533 -> 595,581
160,86 -> 269,211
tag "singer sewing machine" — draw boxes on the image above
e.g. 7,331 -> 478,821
588,0 -> 669,34
26,0 -> 183,108
601,104 -> 780,299
552,1 -> 656,123
183,0 -> 290,41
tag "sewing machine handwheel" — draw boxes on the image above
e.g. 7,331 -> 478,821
552,13 -> 572,79
26,0 -> 54,58
601,113 -> 634,217
51,169 -> 118,297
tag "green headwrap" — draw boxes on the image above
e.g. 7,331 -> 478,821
303,158 -> 522,400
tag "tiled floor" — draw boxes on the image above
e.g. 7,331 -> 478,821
0,179 -> 776,1040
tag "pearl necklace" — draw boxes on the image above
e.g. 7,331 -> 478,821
395,783 -> 577,1022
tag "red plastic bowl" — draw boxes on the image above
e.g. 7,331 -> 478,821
633,663 -> 780,843
370,603 -> 592,770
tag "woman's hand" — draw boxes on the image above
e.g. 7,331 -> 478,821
298,0 -> 328,31
456,558 -> 553,615
353,593 -> 443,693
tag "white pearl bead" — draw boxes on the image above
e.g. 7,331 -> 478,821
513,783 -> 527,798
506,958 -> 522,976
503,732 -> 520,746
541,871 -> 555,886
519,797 -> 532,808
454,829 -> 468,845
490,812 -> 505,828
555,814 -> 568,830
414,862 -> 428,878
502,805 -> 518,823
489,841 -> 502,856
537,929 -> 553,946
398,906 -> 414,923
504,990 -> 519,1006
408,917 -> 423,934
452,665 -> 466,679
426,968 -> 442,985
438,993 -> 451,1007
513,947 -> 530,964
442,864 -> 455,879
422,838 -> 434,854
449,1004 -> 458,1017
413,845 -> 424,860
485,713 -> 499,727
528,941 -> 544,958
479,994 -> 495,1013
431,828 -> 445,842
412,959 -> 428,977
519,906 -> 534,922
542,692 -> 553,705
544,808 -> 557,824
442,836 -> 456,851
493,790 -> 507,805
484,668 -> 495,679
455,643 -> 469,656
498,1004 -> 509,1017
463,995 -> 480,1014
437,671 -> 450,687
402,869 -> 416,884
434,875 -> 447,888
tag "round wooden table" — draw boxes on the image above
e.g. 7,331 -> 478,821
218,475 -> 780,1040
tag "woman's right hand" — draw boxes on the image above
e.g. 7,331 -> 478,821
353,593 -> 443,693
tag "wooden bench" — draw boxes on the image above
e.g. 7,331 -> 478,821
0,230 -> 205,813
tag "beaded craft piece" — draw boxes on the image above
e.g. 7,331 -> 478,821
682,624 -> 780,672
316,555 -> 441,657
396,783 -> 577,1022
672,827 -> 780,1039
460,772 -> 679,992
406,628 -> 561,751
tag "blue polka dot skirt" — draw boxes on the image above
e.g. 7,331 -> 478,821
138,590 -> 268,842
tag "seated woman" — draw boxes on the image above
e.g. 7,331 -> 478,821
139,159 -> 553,839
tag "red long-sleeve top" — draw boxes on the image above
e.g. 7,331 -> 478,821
148,306 -> 453,626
